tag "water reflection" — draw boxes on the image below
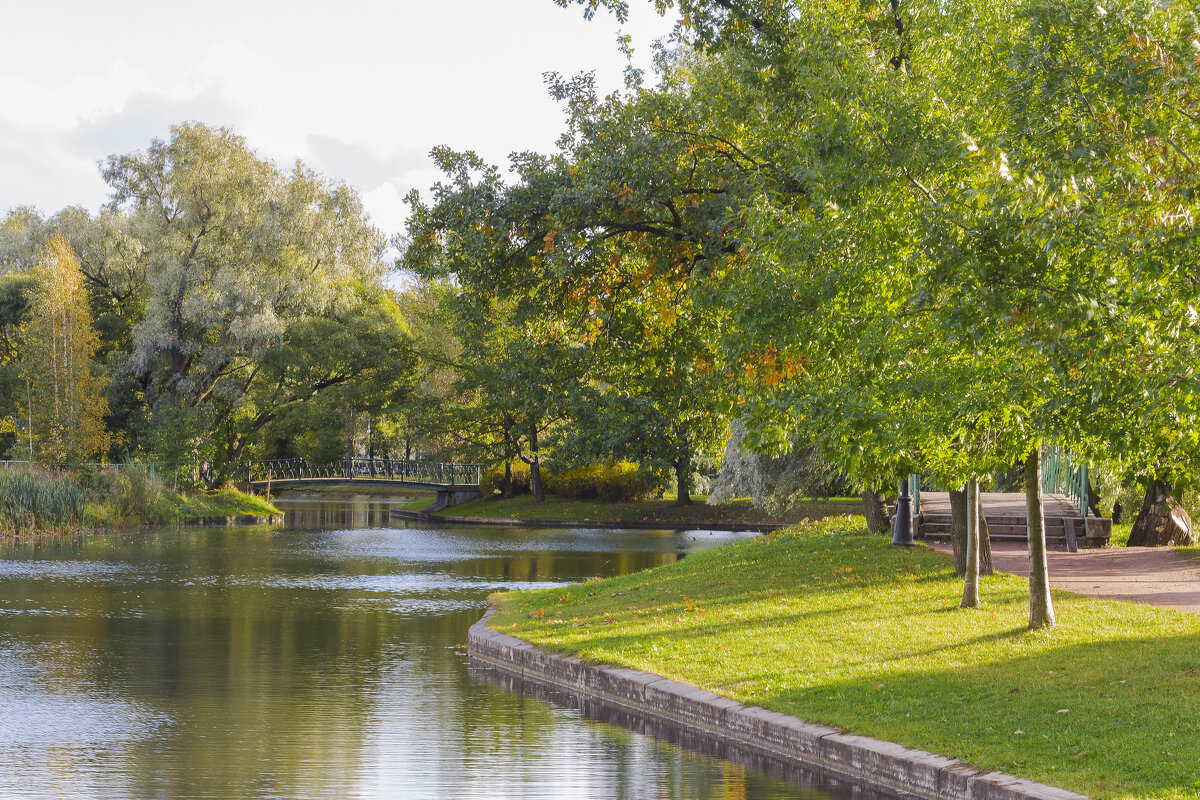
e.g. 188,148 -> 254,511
0,496 -> 896,799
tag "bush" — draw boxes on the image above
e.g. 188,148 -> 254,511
0,467 -> 85,535
480,462 -> 534,497
545,461 -> 659,502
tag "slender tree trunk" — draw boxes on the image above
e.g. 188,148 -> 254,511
1025,449 -> 1055,629
345,405 -> 355,477
962,480 -> 981,608
976,489 -> 994,576
529,427 -> 544,503
503,461 -> 513,499
861,489 -> 890,534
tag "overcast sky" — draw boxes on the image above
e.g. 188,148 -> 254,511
1,0 -> 676,239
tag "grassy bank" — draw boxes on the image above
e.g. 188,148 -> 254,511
1,467 -> 279,536
89,487 -> 280,527
444,494 -> 860,525
491,519 -> 1200,800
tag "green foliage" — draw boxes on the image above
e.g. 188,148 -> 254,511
0,468 -> 85,535
494,525 -> 1200,800
544,461 -> 662,502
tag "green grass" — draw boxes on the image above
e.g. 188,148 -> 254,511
491,519 -> 1200,800
1110,522 -> 1132,547
397,492 -> 436,511
166,489 -> 280,519
445,494 -> 860,524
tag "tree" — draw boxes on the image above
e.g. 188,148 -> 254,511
99,122 -> 393,462
19,233 -> 109,465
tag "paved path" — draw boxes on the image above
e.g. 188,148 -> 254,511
929,541 -> 1200,614
920,491 -> 1078,517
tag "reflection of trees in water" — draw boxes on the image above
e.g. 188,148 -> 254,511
277,495 -> 407,530
0,519 -> 804,799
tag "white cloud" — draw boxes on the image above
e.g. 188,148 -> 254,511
0,0 -> 677,236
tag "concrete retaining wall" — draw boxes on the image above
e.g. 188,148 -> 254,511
391,508 -> 789,532
468,609 -> 1090,800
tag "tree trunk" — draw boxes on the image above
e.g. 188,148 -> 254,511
962,479 -> 980,608
950,487 -> 968,576
976,490 -> 994,576
674,455 -> 693,506
529,427 -> 544,503
502,461 -> 513,499
953,486 -> 994,577
861,489 -> 890,534
1128,479 -> 1194,546
1025,449 -> 1055,629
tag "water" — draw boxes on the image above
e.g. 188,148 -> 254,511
0,494 -> 899,799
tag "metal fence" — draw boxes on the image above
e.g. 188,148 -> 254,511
1041,447 -> 1090,518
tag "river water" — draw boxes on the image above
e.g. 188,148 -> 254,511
0,494 -> 898,800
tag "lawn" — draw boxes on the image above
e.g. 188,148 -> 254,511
444,494 -> 861,525
490,519 -> 1200,800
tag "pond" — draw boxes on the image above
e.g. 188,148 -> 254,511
0,494 -> 900,799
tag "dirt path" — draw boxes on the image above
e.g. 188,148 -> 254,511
928,541 -> 1200,614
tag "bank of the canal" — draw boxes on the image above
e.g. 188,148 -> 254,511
483,520 -> 1200,800
0,495 -> 902,800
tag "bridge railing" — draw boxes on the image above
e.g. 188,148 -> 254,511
238,458 -> 484,486
1042,447 -> 1090,518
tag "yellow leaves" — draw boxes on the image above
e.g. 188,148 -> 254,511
740,347 -> 810,388
542,230 -> 557,255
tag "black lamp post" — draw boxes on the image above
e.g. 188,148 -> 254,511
892,476 -> 913,547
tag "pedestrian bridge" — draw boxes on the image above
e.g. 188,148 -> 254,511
239,458 -> 485,508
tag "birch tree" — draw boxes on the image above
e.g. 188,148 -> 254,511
19,233 -> 109,465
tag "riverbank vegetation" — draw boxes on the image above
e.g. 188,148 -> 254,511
491,521 -> 1200,800
0,466 -> 277,537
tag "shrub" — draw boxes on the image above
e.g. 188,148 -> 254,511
480,462 -> 534,497
0,467 -> 85,535
79,465 -> 167,522
545,461 -> 659,502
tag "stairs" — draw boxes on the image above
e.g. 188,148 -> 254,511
919,513 -> 1070,547
912,492 -> 1111,551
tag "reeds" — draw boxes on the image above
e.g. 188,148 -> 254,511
0,468 -> 86,536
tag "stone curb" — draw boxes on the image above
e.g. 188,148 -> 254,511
390,508 -> 789,533
468,609 -> 1090,800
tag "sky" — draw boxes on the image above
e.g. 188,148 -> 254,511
0,0 -> 677,240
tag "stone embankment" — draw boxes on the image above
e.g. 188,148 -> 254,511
469,609 -> 1089,800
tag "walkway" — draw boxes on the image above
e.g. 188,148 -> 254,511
929,541 -> 1200,614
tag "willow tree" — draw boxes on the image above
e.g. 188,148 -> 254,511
100,122 -> 390,462
20,233 -> 110,465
